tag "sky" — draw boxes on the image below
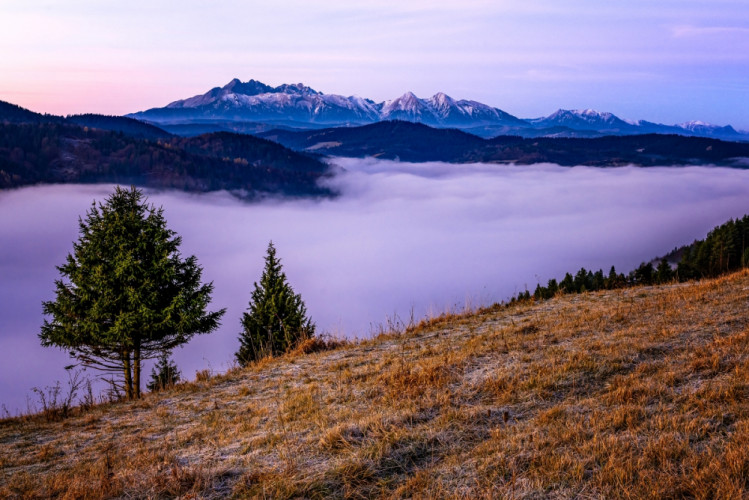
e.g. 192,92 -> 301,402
1,0 -> 748,128
4,161 -> 749,412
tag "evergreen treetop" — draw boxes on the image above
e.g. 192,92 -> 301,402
236,241 -> 314,366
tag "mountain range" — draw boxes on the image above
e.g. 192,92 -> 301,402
3,98 -> 749,190
128,78 -> 749,141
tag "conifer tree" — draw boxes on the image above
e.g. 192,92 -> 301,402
546,278 -> 559,296
634,262 -> 655,285
606,265 -> 619,288
560,272 -> 575,293
236,242 -> 314,366
40,186 -> 224,399
147,352 -> 181,392
655,259 -> 674,284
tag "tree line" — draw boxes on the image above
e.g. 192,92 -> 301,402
514,215 -> 749,304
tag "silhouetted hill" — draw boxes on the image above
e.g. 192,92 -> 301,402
0,101 -> 170,139
66,114 -> 172,140
0,122 -> 331,198
170,132 -> 324,173
0,100 -> 62,124
155,120 -> 334,137
259,121 -> 749,167
477,134 -> 749,166
260,121 -> 487,162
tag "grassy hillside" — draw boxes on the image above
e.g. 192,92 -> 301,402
3,271 -> 749,498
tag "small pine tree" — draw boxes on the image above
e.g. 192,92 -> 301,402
546,278 -> 559,297
560,272 -> 575,293
592,269 -> 605,291
236,242 -> 314,366
606,265 -> 619,289
147,353 -> 181,392
634,262 -> 655,285
40,186 -> 224,399
655,259 -> 674,284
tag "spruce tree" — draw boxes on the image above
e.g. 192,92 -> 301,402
634,262 -> 655,285
560,272 -> 575,293
546,278 -> 559,297
236,242 -> 314,366
40,186 -> 224,399
606,265 -> 619,288
655,259 -> 674,284
147,352 -> 181,392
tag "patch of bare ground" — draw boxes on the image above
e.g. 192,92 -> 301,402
3,271 -> 749,498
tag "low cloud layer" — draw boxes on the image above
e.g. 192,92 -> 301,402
2,160 -> 749,412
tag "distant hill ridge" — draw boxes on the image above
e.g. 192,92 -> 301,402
0,101 -> 332,198
0,100 -> 172,139
127,78 -> 749,141
257,120 -> 749,167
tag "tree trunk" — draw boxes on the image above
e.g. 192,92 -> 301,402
123,350 -> 133,399
133,341 -> 141,399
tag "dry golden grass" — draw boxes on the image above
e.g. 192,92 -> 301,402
3,271 -> 749,498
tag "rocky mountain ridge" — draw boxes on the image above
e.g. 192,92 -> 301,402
127,78 -> 749,140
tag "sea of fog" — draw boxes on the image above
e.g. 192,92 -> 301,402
2,158 -> 749,413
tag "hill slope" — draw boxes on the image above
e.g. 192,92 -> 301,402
65,114 -> 172,140
3,271 -> 749,497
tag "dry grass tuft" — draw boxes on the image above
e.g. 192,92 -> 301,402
3,270 -> 749,498
290,335 -> 349,356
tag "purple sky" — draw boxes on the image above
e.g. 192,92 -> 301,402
1,1 -> 748,128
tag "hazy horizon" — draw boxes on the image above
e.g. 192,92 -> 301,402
3,159 -> 749,413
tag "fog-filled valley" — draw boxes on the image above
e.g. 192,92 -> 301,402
3,158 -> 749,412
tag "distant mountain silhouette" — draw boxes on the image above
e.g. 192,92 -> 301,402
258,120 -> 749,167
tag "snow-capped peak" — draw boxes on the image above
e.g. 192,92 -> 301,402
396,91 -> 420,107
428,92 -> 460,114
539,109 -> 626,127
274,83 -> 320,96
677,120 -> 740,136
551,109 -> 614,121
430,92 -> 455,106
679,120 -> 712,130
382,92 -> 425,113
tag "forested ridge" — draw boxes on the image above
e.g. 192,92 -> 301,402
0,121 -> 331,197
260,120 -> 749,166
521,215 -> 749,303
